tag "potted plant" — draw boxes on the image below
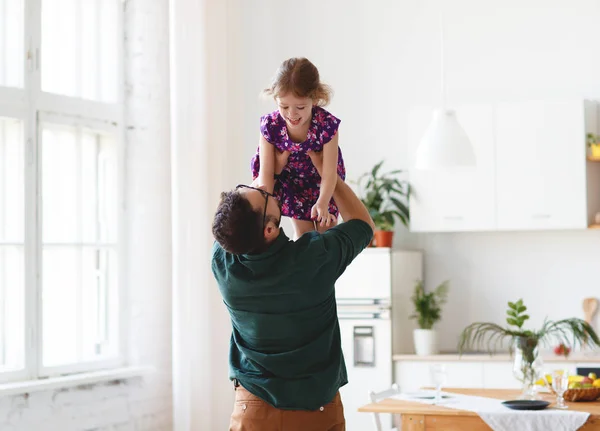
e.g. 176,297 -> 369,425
458,299 -> 600,400
356,160 -> 410,247
410,280 -> 449,355
587,133 -> 600,159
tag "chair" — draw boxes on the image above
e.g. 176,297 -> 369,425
368,383 -> 401,431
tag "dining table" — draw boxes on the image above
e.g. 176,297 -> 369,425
358,387 -> 600,430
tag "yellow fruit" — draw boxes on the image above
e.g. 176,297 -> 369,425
569,375 -> 585,383
590,373 -> 598,380
593,379 -> 600,388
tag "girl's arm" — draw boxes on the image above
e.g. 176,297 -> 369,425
317,132 -> 339,207
257,134 -> 276,194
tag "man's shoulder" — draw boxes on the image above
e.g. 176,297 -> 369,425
293,220 -> 373,254
327,219 -> 374,238
211,241 -> 227,270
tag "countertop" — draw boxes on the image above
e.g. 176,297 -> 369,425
393,352 -> 600,363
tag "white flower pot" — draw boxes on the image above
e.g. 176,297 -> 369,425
413,329 -> 439,356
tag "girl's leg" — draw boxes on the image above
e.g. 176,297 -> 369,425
290,219 -> 317,240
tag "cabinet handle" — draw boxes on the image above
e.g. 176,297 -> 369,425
532,214 -> 551,219
443,216 -> 464,221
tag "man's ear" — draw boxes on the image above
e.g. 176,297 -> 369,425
266,224 -> 274,236
264,221 -> 278,238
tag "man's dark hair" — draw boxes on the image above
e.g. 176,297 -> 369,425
212,190 -> 265,254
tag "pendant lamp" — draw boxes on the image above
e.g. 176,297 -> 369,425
414,8 -> 476,169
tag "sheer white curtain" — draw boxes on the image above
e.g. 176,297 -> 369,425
169,0 -> 233,430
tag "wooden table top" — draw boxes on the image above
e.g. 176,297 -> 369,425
358,388 -> 600,431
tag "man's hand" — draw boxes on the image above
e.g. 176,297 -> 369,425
274,150 -> 291,175
307,150 -> 324,176
311,199 -> 336,227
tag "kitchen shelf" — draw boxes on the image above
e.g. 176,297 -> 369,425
589,224 -> 600,229
587,156 -> 600,162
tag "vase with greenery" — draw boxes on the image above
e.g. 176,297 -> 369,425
458,299 -> 600,399
410,280 -> 449,355
356,160 -> 410,247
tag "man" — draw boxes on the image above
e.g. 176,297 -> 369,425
211,150 -> 375,431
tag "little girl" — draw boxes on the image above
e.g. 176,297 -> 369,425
251,57 -> 346,238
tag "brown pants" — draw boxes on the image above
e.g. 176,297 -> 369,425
229,385 -> 346,431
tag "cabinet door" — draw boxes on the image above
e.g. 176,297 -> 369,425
395,361 -> 484,391
495,100 -> 587,230
482,362 -> 521,389
408,104 -> 496,232
335,249 -> 391,299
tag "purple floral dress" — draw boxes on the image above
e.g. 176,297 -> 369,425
251,106 -> 346,221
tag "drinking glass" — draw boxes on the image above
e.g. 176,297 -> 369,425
430,364 -> 447,404
551,369 -> 569,409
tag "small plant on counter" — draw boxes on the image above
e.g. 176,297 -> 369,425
409,280 -> 449,330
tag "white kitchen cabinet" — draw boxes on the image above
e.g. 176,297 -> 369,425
408,99 -> 600,232
407,105 -> 496,232
395,357 -> 600,392
336,248 -> 391,300
395,361 -> 484,391
495,100 -> 588,230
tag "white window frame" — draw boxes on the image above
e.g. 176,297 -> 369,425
0,0 -> 127,384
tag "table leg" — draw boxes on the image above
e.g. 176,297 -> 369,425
401,414 -> 425,431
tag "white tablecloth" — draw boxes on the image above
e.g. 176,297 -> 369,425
392,391 -> 590,431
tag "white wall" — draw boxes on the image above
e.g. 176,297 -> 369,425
0,1 -> 174,429
227,0 -> 600,352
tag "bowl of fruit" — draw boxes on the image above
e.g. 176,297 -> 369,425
540,373 -> 600,402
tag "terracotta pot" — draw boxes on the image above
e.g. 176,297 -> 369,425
373,230 -> 394,248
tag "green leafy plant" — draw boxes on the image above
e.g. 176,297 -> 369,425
356,160 -> 410,231
458,299 -> 600,357
587,133 -> 599,147
409,280 -> 449,330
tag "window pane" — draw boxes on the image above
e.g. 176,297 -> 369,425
0,117 -> 24,242
42,124 -> 118,244
0,117 -> 24,373
41,0 -> 119,102
42,247 -> 118,367
0,0 -> 25,88
0,246 -> 25,372
41,121 -> 119,368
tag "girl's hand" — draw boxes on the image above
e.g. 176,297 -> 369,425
311,199 -> 336,227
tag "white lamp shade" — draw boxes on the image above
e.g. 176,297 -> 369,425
414,109 -> 476,169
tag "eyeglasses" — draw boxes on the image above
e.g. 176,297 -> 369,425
235,184 -> 276,230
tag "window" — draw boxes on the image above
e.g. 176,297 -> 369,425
0,0 -> 124,383
0,0 -> 25,88
0,118 -> 25,374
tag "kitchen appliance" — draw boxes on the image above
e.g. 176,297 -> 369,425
336,248 -> 423,431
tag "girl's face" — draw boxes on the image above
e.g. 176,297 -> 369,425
276,93 -> 313,130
